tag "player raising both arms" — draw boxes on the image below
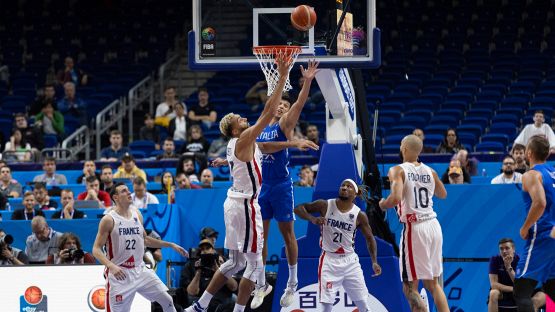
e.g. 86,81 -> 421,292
379,134 -> 449,312
185,54 -> 290,312
92,182 -> 188,312
294,179 -> 382,312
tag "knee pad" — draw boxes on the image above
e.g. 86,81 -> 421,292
152,292 -> 176,312
219,250 -> 247,279
243,253 -> 264,283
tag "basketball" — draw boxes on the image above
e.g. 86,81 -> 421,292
290,5 -> 317,31
24,286 -> 43,305
91,288 -> 106,309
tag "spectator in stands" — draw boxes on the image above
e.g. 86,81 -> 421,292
305,124 -> 325,159
442,159 -> 469,185
180,239 -> 237,311
488,238 -> 545,312
12,192 -> 44,220
76,160 -> 100,184
200,169 -> 213,188
200,227 -> 219,246
514,110 -> 555,154
169,102 -> 187,141
160,171 -> 176,203
207,134 -> 229,159
155,86 -> 183,127
57,82 -> 87,122
139,113 -> 161,150
33,182 -> 58,210
77,176 -> 111,208
413,128 -> 434,153
30,84 -> 57,116
176,173 -> 202,190
46,232 -> 95,264
34,100 -> 65,137
188,87 -> 217,129
295,165 -> 315,187
436,128 -> 465,154
52,189 -> 85,219
15,112 -> 44,151
100,165 -> 115,193
245,80 -> 268,111
131,177 -> 159,209
491,156 -> 523,184
100,130 -> 131,161
0,229 -> 28,265
176,157 -> 199,183
144,229 -> 163,270
26,215 -> 63,264
33,157 -> 68,186
4,128 -> 32,162
454,149 -> 479,176
156,138 -> 179,160
511,144 -> 529,174
0,166 -> 22,198
56,56 -> 88,86
113,154 -> 147,182
182,125 -> 210,154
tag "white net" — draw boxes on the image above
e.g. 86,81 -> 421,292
253,46 -> 302,96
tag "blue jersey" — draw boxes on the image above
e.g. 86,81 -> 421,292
256,122 -> 290,183
522,163 -> 555,237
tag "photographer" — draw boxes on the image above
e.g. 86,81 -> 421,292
180,239 -> 237,311
0,229 -> 28,265
46,232 -> 95,264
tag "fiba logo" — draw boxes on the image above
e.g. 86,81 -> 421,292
20,285 -> 48,311
87,285 -> 106,312
201,27 -> 216,41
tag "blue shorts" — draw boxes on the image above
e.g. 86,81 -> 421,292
258,179 -> 295,222
516,232 -> 555,283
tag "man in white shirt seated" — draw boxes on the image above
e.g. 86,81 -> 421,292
130,177 -> 159,209
491,155 -> 523,184
514,110 -> 555,154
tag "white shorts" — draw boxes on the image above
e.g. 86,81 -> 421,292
318,251 -> 369,304
399,218 -> 443,282
106,264 -> 168,312
223,197 -> 264,254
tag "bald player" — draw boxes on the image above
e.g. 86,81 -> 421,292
379,135 -> 449,312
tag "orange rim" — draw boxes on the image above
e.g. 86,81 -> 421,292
252,45 -> 302,56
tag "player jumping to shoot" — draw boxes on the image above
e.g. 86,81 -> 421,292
294,179 -> 382,312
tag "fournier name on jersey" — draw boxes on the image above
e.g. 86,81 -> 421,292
406,171 -> 432,184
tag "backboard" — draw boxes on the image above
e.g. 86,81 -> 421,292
189,0 -> 380,70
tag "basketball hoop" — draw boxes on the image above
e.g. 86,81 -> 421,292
253,45 -> 302,96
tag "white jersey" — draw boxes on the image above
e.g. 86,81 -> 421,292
105,210 -> 145,268
320,199 -> 360,254
396,162 -> 437,223
226,138 -> 263,199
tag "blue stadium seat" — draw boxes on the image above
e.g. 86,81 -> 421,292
43,135 -> 58,148
481,133 -> 510,146
489,123 -> 518,137
429,116 -> 459,128
461,117 -> 489,129
384,134 -> 406,144
457,124 -> 483,137
129,140 -> 156,156
491,114 -> 519,124
458,132 -> 478,147
380,144 -> 401,154
130,150 -> 147,159
424,125 -> 451,135
424,134 -> 443,146
475,142 -> 506,153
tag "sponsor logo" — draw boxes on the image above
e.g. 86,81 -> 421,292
20,286 -> 47,312
87,285 -> 106,312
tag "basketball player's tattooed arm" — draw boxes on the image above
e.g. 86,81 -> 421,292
294,199 -> 328,225
520,170 -> 546,240
280,59 -> 320,134
92,215 -> 127,280
257,139 -> 319,154
357,212 -> 382,277
431,170 -> 447,199
379,166 -> 405,210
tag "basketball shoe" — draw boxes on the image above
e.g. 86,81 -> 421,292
280,283 -> 298,307
250,283 -> 273,309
